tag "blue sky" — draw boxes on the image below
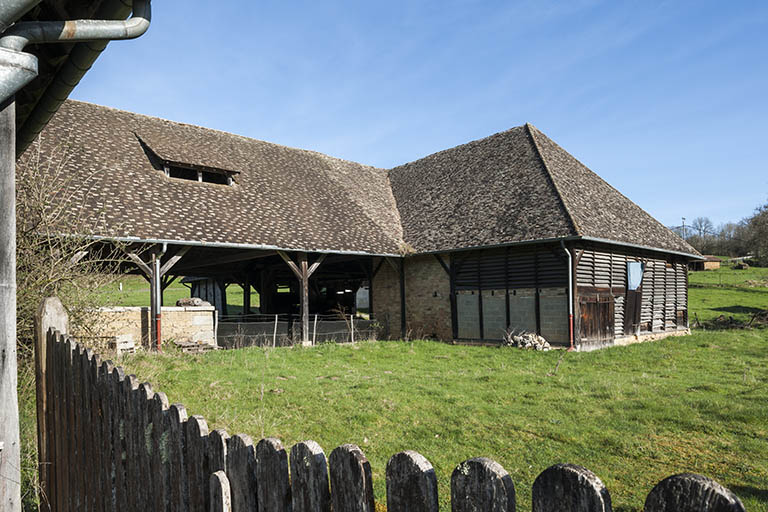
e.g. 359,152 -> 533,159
71,0 -> 768,229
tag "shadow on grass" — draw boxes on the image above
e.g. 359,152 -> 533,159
713,305 -> 766,315
730,485 -> 768,503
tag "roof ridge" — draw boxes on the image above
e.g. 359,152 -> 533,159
66,99 -> 388,173
525,123 -> 581,236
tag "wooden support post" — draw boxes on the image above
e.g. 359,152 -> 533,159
0,97 -> 21,512
399,258 -> 406,340
300,252 -> 310,346
278,251 -> 326,347
243,276 -> 251,317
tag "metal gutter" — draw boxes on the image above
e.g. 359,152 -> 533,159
418,236 -> 703,260
0,0 -> 40,32
86,234 -> 404,259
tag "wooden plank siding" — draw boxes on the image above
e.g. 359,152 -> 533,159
575,244 -> 690,346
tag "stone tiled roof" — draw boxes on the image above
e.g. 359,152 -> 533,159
24,100 -> 697,258
26,100 -> 403,255
390,124 -> 697,256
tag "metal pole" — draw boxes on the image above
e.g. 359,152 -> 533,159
0,96 -> 20,511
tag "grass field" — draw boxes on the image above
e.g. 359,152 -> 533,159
17,265 -> 768,510
118,263 -> 768,511
688,264 -> 768,324
96,275 -> 260,315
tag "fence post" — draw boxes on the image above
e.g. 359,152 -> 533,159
644,473 -> 745,512
532,463 -> 612,512
210,471 -> 232,512
350,315 -> 355,343
290,440 -> 330,512
33,297 -> 68,504
186,415 -> 210,510
451,457 -> 515,512
386,451 -> 438,512
273,314 -> 278,347
313,315 -> 318,345
329,444 -> 375,512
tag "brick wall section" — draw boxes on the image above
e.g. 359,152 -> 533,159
79,306 -> 216,349
372,258 -> 401,339
404,255 -> 452,340
372,255 -> 452,340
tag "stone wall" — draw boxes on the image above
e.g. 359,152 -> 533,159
372,258 -> 401,339
81,306 -> 216,349
372,255 -> 452,340
404,254 -> 452,340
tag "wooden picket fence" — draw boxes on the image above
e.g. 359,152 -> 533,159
37,328 -> 746,512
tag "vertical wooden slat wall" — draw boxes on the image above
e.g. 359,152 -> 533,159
39,329 -> 742,512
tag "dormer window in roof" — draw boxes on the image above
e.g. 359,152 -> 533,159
163,164 -> 235,186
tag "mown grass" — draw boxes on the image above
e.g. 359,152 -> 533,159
122,329 -> 768,511
688,264 -> 768,324
96,274 -> 260,315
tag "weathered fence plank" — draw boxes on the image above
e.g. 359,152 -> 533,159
329,444 -> 375,512
226,434 -> 258,512
451,457 -> 516,512
168,403 -> 189,512
210,471 -> 232,512
644,473 -> 745,512
122,374 -> 141,511
186,415 -> 210,512
209,429 -> 229,474
150,391 -> 171,512
53,332 -> 66,512
532,463 -> 612,512
82,349 -> 101,512
386,451 -> 439,512
110,365 -> 128,510
135,382 -> 155,510
87,352 -> 103,512
98,359 -> 116,512
34,300 -> 69,509
65,338 -> 77,511
255,437 -> 291,512
290,440 -> 330,512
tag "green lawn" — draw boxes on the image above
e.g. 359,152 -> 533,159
96,275 -> 260,315
122,331 -> 768,511
688,264 -> 768,324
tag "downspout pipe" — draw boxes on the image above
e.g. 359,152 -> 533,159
0,0 -> 41,32
560,240 -> 575,351
0,0 -> 151,103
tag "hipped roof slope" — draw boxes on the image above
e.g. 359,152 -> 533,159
27,100 -> 697,258
390,124 -> 697,255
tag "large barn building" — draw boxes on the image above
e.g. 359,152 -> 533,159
24,100 -> 700,350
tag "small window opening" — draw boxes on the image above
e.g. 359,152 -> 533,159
168,166 -> 198,181
165,165 -> 234,186
202,171 -> 229,185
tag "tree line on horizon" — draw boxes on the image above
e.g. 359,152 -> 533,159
669,199 -> 768,265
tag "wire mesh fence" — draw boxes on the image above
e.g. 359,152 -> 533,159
217,314 -> 379,349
